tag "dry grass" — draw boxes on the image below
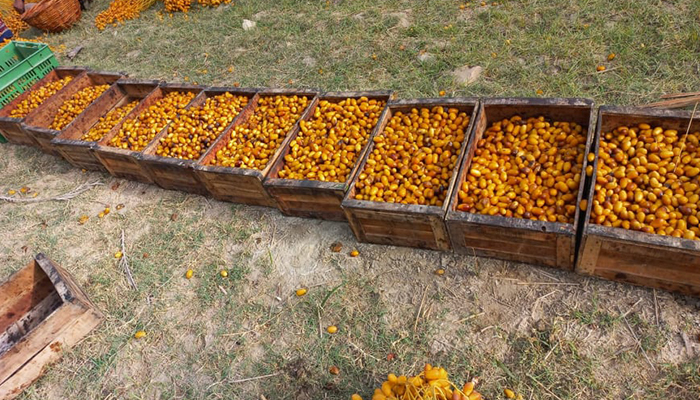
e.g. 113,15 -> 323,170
2,0 -> 700,399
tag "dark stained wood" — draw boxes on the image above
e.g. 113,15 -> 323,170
576,106 -> 700,296
93,84 -> 205,184
0,254 -> 103,398
0,67 -> 87,147
51,80 -> 160,172
194,89 -> 319,206
264,90 -> 393,221
444,97 -> 595,269
22,71 -> 126,156
342,98 -> 480,251
139,87 -> 260,196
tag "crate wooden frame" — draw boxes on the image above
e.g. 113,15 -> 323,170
577,106 -> 700,296
444,98 -> 595,269
264,90 -> 393,221
0,67 -> 87,147
341,98 -> 479,251
0,254 -> 103,399
194,89 -> 319,207
51,79 -> 161,172
139,87 -> 260,196
22,71 -> 125,156
93,83 -> 205,184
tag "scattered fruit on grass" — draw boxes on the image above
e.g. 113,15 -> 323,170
20,187 -> 29,193
327,325 -> 338,334
356,106 -> 469,206
134,330 -> 146,339
109,91 -> 196,151
32,192 -> 39,197
156,92 -> 249,160
350,250 -> 359,257
220,270 -> 228,277
9,76 -> 74,119
329,366 -> 340,375
114,251 -> 123,259
480,1 -> 486,5
387,353 -> 396,361
116,203 -> 125,210
295,288 -> 308,296
596,65 -> 606,72
98,212 -> 105,218
7,190 -> 16,195
278,96 -> 386,182
211,95 -> 310,170
372,53 -> 377,60
608,53 -> 616,61
82,100 -> 139,142
504,388 -> 516,398
491,52 -> 498,58
457,115 -> 586,223
233,82 -> 241,87
439,90 -> 446,97
459,4 -> 465,9
165,0 -> 192,12
536,89 -> 544,95
591,123 -> 700,240
50,85 -> 111,131
352,395 -> 362,400
185,269 -> 194,279
143,252 -> 149,258
78,215 -> 89,224
104,207 -> 111,215
330,242 -> 343,252
434,268 -> 445,275
399,44 -> 406,51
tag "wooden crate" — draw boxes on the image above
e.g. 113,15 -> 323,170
139,87 -> 259,196
194,89 -> 319,207
0,254 -> 103,399
22,71 -> 125,156
0,67 -> 87,147
264,90 -> 393,221
341,98 -> 479,251
93,84 -> 205,184
50,80 -> 160,172
577,106 -> 700,296
444,98 -> 595,269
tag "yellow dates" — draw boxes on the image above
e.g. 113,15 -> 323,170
81,100 -> 139,142
9,77 -> 73,119
50,84 -> 111,131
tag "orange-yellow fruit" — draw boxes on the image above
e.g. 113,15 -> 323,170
327,325 -> 338,334
185,269 -> 194,279
82,100 -> 139,142
134,330 -> 146,339
596,65 -> 606,72
295,288 -> 308,296
50,85 -> 111,131
9,77 -> 73,119
220,270 -> 228,278
350,250 -> 359,257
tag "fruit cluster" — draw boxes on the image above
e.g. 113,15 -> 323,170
164,0 -> 192,12
278,97 -> 386,183
95,0 -> 158,30
155,92 -> 249,160
9,76 -> 74,119
457,116 -> 586,223
210,94 -> 310,170
81,100 -> 139,142
49,84 -> 111,131
108,91 -> 196,151
591,122 -> 700,240
354,106 -> 469,206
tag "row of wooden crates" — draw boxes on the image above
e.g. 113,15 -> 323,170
1,67 -> 699,297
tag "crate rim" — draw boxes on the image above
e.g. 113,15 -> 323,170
586,223 -> 700,251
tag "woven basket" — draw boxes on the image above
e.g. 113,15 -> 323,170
21,0 -> 82,33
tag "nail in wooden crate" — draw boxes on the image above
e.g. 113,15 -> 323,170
264,90 -> 393,221
194,89 -> 319,207
51,79 -> 160,172
444,98 -> 595,270
21,70 -> 126,156
577,106 -> 700,296
341,98 -> 479,251
0,254 -> 103,399
139,87 -> 260,196
93,83 -> 205,184
0,67 -> 87,147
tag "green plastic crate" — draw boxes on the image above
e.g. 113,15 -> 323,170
0,41 -> 59,143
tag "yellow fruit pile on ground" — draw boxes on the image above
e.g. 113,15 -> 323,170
94,0 -> 158,30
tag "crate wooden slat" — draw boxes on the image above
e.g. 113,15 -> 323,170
263,91 -> 393,221
139,87 -> 259,196
194,89 -> 319,207
50,79 -> 160,172
576,106 -> 700,296
0,67 -> 87,147
0,254 -> 103,399
93,84 -> 205,184
342,98 -> 479,251
444,98 -> 595,270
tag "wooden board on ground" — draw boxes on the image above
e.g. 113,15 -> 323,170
576,106 -> 700,296
139,87 -> 259,196
0,67 -> 87,147
341,98 -> 479,251
264,90 -> 393,221
194,89 -> 319,207
51,79 -> 161,172
22,71 -> 126,156
0,254 -> 103,399
444,97 -> 595,270
93,83 -> 205,184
